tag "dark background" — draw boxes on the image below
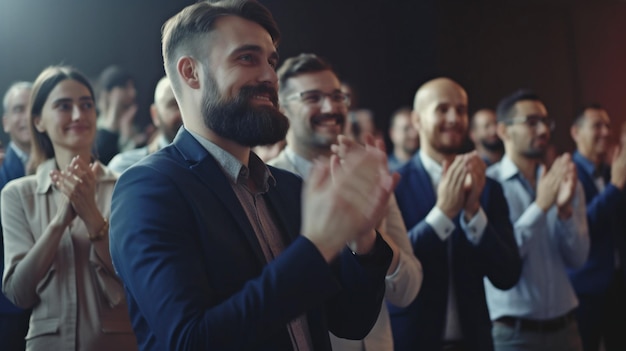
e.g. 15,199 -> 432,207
1,0 -> 625,152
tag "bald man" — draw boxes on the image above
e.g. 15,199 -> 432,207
469,108 -> 503,166
389,78 -> 521,351
108,77 -> 182,173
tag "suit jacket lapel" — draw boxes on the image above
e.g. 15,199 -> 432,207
174,129 -> 267,265
411,156 -> 437,210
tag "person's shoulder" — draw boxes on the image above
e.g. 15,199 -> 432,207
2,174 -> 37,197
266,150 -> 289,169
267,164 -> 303,188
108,146 -> 150,173
395,158 -> 417,176
485,160 -> 503,180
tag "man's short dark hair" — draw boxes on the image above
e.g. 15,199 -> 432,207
277,53 -> 333,97
162,0 -> 280,92
389,107 -> 412,127
496,89 -> 541,123
98,65 -> 133,93
572,103 -> 604,127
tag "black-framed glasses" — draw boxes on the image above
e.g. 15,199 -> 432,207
285,90 -> 350,107
507,115 -> 556,131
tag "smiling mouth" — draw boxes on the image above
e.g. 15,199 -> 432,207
312,114 -> 345,127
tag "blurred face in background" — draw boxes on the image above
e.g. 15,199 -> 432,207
389,110 -> 419,155
151,79 -> 182,143
3,87 -> 32,150
501,100 -> 551,159
571,108 -> 611,161
470,109 -> 503,152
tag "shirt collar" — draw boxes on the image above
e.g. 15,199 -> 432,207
157,134 -> 170,149
187,129 -> 275,192
499,155 -> 521,181
284,146 -> 312,179
573,151 -> 604,178
9,142 -> 29,166
418,149 -> 443,187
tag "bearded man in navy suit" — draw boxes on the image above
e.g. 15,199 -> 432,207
109,1 -> 397,350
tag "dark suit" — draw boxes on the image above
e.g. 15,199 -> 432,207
389,154 -> 521,351
0,142 -> 29,351
0,143 -> 26,190
569,151 -> 626,351
109,128 -> 392,351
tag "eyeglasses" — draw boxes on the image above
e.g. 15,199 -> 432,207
285,90 -> 350,107
507,115 -> 555,131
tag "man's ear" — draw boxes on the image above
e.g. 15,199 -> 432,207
3,115 -> 9,134
496,122 -> 508,141
570,125 -> 579,143
411,110 -> 421,133
177,56 -> 201,89
149,104 -> 160,127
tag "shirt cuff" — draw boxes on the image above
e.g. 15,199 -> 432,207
385,253 -> 403,280
460,207 -> 487,245
425,207 -> 456,241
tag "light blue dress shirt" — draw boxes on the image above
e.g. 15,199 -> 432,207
484,156 -> 589,320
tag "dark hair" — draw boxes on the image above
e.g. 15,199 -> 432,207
572,103 -> 604,127
97,65 -> 133,93
162,0 -> 280,92
276,53 -> 333,97
469,108 -> 496,130
389,106 -> 412,127
496,89 -> 541,123
28,66 -> 95,173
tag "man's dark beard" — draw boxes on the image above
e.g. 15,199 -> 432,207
481,138 -> 504,152
202,84 -> 289,147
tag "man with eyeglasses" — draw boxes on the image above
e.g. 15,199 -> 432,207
568,104 -> 626,351
485,89 -> 589,351
269,53 -> 422,351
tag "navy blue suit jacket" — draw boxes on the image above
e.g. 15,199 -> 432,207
389,155 -> 521,351
568,151 -> 626,295
0,144 -> 26,190
0,143 -> 26,314
109,129 -> 392,351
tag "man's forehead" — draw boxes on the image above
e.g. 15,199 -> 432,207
514,99 -> 547,115
287,70 -> 340,90
209,15 -> 276,55
583,108 -> 610,123
9,88 -> 31,104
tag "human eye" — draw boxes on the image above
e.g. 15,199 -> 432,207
526,117 -> 540,127
302,92 -> 322,104
57,102 -> 72,111
268,58 -> 278,69
238,53 -> 256,65
330,92 -> 346,103
81,101 -> 94,110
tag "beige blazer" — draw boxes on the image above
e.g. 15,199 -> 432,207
269,148 -> 423,351
1,159 -> 136,351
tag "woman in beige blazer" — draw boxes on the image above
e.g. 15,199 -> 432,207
1,66 -> 137,350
